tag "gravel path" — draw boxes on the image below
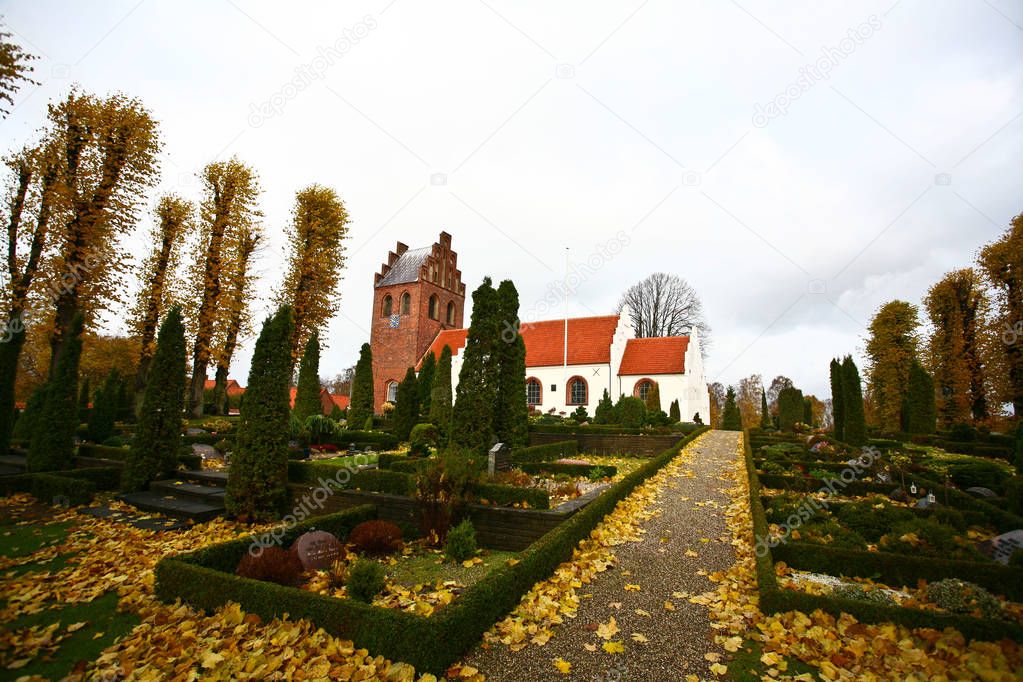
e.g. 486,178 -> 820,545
465,430 -> 740,681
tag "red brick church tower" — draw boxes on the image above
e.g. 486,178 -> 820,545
370,231 -> 466,411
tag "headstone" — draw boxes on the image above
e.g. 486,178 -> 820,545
186,427 -> 207,436
966,486 -> 998,498
875,471 -> 890,484
292,530 -> 344,571
191,444 -> 221,460
977,529 -> 1023,565
889,487 -> 910,503
488,442 -> 511,477
915,496 -> 935,509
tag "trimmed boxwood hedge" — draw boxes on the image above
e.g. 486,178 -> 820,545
156,426 -> 710,674
519,462 -> 617,478
288,463 -> 414,496
77,443 -> 130,461
325,430 -> 400,450
471,482 -> 549,510
741,429 -> 1023,643
509,440 -> 577,464
527,424 -> 691,435
0,472 -> 97,506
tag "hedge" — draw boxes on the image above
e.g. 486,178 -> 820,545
0,472 -> 97,506
77,443 -> 130,461
527,424 -> 692,436
325,430 -> 400,450
288,463 -> 414,496
157,426 -> 710,673
518,462 -> 618,478
386,459 -> 430,475
742,429 -> 1023,642
509,440 -> 578,464
470,482 -> 550,510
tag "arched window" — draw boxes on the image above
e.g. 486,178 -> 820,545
428,295 -> 439,320
386,381 -> 398,403
381,295 -> 393,317
525,378 -> 542,406
400,292 -> 411,315
446,301 -> 456,325
634,379 -> 656,402
567,376 -> 588,405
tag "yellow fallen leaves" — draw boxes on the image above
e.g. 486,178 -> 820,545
630,632 -> 648,643
595,616 -> 619,640
602,640 -> 624,654
663,600 -> 675,611
623,583 -> 641,592
553,657 -> 572,674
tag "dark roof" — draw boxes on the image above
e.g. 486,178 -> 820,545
376,246 -> 431,287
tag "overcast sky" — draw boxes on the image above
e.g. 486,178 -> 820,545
1,0 -> 1021,398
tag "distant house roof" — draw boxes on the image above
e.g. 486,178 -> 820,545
419,315 -> 621,369
618,337 -> 689,375
203,379 -> 245,396
376,246 -> 432,287
289,387 -> 350,415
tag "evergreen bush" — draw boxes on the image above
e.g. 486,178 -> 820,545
393,367 -> 419,442
444,519 -> 477,562
293,332 -> 322,423
348,343 -> 375,428
28,314 -> 84,473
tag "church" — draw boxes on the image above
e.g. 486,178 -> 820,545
369,232 -> 710,422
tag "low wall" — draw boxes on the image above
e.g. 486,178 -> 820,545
286,483 -> 608,551
528,431 -> 681,456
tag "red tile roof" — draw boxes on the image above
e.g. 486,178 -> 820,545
618,337 -> 688,375
203,379 -> 245,396
420,315 -> 621,368
288,387 -> 350,414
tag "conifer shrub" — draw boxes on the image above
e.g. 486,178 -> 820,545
594,389 -> 614,424
293,333 -> 322,423
348,520 -> 404,555
87,369 -> 121,443
393,367 -> 419,442
348,343 -> 375,428
926,579 -> 1003,619
570,405 -> 588,422
28,314 -> 84,473
615,395 -> 646,429
345,558 -> 385,603
444,519 -> 477,562
409,423 -> 439,456
235,546 -> 304,586
831,583 -> 897,607
721,387 -> 742,431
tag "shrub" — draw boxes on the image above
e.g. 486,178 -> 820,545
721,387 -> 742,431
925,579 -> 1002,619
305,414 -> 337,444
614,395 -> 646,429
1007,477 -> 1023,517
348,343 -> 375,429
777,387 -> 804,432
28,314 -> 84,473
345,558 -> 385,603
444,519 -> 477,562
832,583 -> 896,607
798,517 -> 867,551
415,448 -> 478,541
363,416 -> 374,431
880,518 -> 981,561
235,546 -> 304,586
948,423 -> 978,442
409,423 -> 439,456
87,369 -> 121,443
393,367 -> 419,442
835,498 -> 915,542
942,459 -> 1010,493
293,333 -> 323,423
348,520 -> 404,555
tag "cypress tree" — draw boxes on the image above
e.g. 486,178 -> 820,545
12,384 -> 46,442
78,376 -> 91,423
595,389 -> 614,424
293,332 -> 322,423
668,398 -> 681,423
906,359 -> 936,435
451,278 -> 500,452
87,369 -> 120,443
721,386 -> 742,431
777,386 -> 804,432
393,367 -> 419,441
645,382 -> 661,412
803,397 -> 813,426
27,314 -> 84,472
417,350 -> 436,419
429,345 -> 453,439
226,306 -> 294,520
121,308 -> 187,491
760,389 -> 771,430
830,358 -> 845,441
493,280 -> 528,446
347,342 -> 374,428
842,355 -> 867,446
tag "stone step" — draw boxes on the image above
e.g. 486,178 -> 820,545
179,469 -> 228,487
150,479 -> 227,503
0,454 -> 27,473
117,491 -> 224,522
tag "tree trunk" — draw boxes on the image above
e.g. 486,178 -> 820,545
0,319 -> 27,455
211,364 -> 229,416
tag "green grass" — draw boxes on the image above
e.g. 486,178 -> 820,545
3,591 -> 139,680
0,520 -> 72,559
5,549 -> 79,578
387,549 -> 518,587
725,638 -> 821,681
315,452 -> 380,467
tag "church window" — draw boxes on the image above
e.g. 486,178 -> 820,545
567,376 -> 587,405
386,381 -> 398,403
446,301 -> 456,325
400,292 -> 411,314
635,379 -> 655,402
382,295 -> 393,317
428,295 -> 439,320
526,378 -> 542,406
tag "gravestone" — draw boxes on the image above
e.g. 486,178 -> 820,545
889,487 -> 910,503
488,442 -> 511,477
293,530 -> 344,571
186,427 -> 207,436
977,529 -> 1023,565
966,486 -> 997,498
191,444 -> 221,460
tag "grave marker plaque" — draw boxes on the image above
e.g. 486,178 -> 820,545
488,442 -> 511,477
293,530 -> 343,570
978,529 -> 1023,566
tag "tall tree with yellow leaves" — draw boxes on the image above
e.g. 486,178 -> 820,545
923,268 -> 990,425
274,184 -> 349,366
130,194 -> 192,402
43,90 -> 160,378
865,300 -> 920,432
736,373 -> 763,430
185,158 -> 261,417
978,213 -> 1023,415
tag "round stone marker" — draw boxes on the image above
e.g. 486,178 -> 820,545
292,530 -> 343,571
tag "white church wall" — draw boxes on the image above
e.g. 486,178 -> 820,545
525,363 -> 611,417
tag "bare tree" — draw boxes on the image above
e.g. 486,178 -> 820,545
616,273 -> 710,353
323,366 -> 355,395
766,375 -> 793,415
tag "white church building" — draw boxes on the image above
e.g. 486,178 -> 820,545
420,312 -> 710,422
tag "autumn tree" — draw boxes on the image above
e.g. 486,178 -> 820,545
452,278 -> 500,453
429,345 -> 453,438
905,359 -> 936,434
393,367 -> 419,442
842,355 -> 867,446
865,300 -> 920,432
210,224 -> 261,414
766,376 -> 793,416
185,158 -> 261,417
28,313 -> 83,472
324,366 -> 355,396
721,386 -> 741,431
708,382 -> 726,428
0,28 -> 36,116
274,185 -> 350,366
830,359 -> 845,440
616,272 -> 710,352
348,343 -> 374,427
225,306 -> 293,520
121,307 -> 186,491
979,213 -> 1023,414
494,280 -> 528,446
736,374 -> 763,430
292,332 -> 322,423
130,194 -> 192,403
